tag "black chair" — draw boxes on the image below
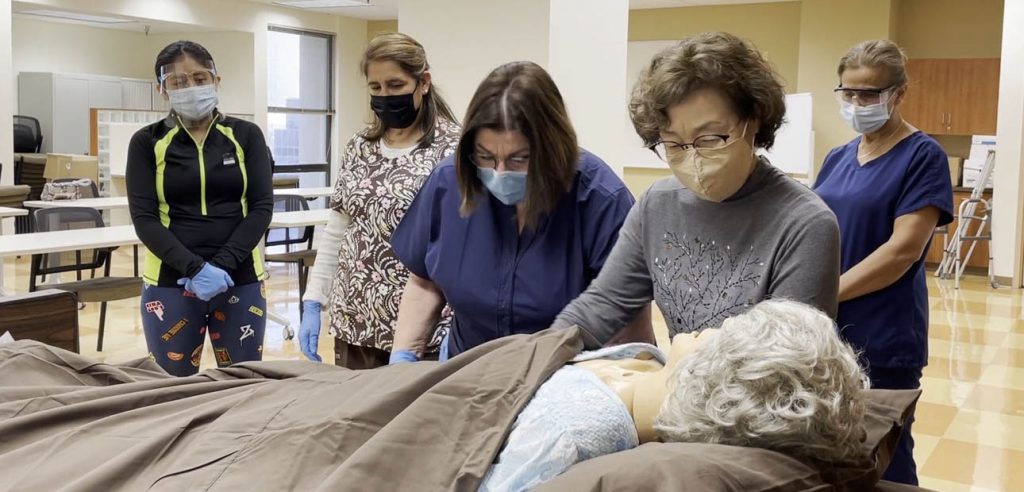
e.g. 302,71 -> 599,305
264,194 -> 317,302
29,207 -> 142,351
13,115 -> 42,153
13,154 -> 46,233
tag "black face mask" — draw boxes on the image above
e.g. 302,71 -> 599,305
370,91 -> 419,129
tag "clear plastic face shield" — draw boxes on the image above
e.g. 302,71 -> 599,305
158,61 -> 218,93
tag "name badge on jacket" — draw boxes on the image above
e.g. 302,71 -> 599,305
222,153 -> 237,167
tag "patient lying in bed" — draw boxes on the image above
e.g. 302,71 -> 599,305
483,299 -> 869,491
0,299 -> 868,492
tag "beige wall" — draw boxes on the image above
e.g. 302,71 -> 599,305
622,166 -> 671,198
400,0 -> 551,119
628,2 -> 801,91
894,0 -> 1003,59
796,0 -> 894,173
145,31 -> 256,115
13,20 -> 257,115
13,17 -> 152,80
367,19 -> 397,43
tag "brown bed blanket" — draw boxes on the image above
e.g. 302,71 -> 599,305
0,329 -> 931,492
0,329 -> 581,491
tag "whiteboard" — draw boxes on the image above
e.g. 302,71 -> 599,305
623,41 -> 676,170
108,122 -> 148,177
762,92 -> 814,176
623,40 -> 813,177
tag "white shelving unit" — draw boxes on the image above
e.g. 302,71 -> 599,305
95,109 -> 167,192
95,110 -> 256,196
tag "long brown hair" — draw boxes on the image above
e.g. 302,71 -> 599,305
456,61 -> 578,228
360,33 -> 457,146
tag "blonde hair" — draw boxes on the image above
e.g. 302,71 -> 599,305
360,33 -> 457,145
655,299 -> 870,464
837,39 -> 908,88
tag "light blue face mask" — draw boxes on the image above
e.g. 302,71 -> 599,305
168,84 -> 219,122
840,100 -> 891,134
477,167 -> 527,206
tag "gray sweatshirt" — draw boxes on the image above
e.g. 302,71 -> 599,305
553,158 -> 840,348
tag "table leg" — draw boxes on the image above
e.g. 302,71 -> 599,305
267,310 -> 294,340
0,256 -> 8,296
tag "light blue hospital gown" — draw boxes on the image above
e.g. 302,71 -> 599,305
479,343 -> 666,491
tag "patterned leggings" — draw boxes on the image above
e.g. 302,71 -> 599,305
141,281 -> 267,377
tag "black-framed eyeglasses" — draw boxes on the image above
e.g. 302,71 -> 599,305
833,85 -> 894,106
470,152 -> 530,170
648,122 -> 744,161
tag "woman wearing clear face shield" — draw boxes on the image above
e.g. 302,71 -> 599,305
813,40 -> 954,486
298,33 -> 461,368
552,32 -> 840,347
127,40 -> 274,376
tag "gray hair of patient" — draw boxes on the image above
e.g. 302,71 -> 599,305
654,299 -> 870,464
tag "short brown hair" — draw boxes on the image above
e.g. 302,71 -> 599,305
360,33 -> 457,146
456,61 -> 578,229
837,40 -> 908,88
629,32 -> 786,150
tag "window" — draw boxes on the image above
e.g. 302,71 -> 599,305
266,27 -> 334,200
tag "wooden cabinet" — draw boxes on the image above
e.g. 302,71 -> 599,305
901,58 -> 1000,135
926,189 -> 991,269
0,289 -> 79,353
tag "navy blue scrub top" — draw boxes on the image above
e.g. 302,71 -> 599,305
814,131 -> 953,369
391,150 -> 635,357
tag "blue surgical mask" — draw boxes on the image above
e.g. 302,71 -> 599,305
840,100 -> 890,134
477,167 -> 527,205
168,84 -> 219,121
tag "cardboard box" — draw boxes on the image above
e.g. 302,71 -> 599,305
44,154 -> 99,185
947,156 -> 963,187
963,166 -> 994,189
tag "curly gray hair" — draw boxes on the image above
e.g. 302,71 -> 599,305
654,299 -> 870,464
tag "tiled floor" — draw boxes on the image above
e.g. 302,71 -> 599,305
2,249 -> 1023,490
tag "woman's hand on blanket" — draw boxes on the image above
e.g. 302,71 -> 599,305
299,300 -> 323,362
389,350 -> 419,364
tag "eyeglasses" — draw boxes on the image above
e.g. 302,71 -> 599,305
649,122 -> 744,161
833,85 -> 893,106
159,69 -> 217,91
470,153 -> 530,171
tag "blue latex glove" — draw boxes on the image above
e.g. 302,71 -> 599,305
176,262 -> 234,301
389,350 -> 419,364
299,300 -> 322,362
438,332 -> 451,363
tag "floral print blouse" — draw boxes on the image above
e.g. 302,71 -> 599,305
326,119 -> 460,351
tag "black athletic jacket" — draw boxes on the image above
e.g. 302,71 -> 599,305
126,112 -> 273,287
